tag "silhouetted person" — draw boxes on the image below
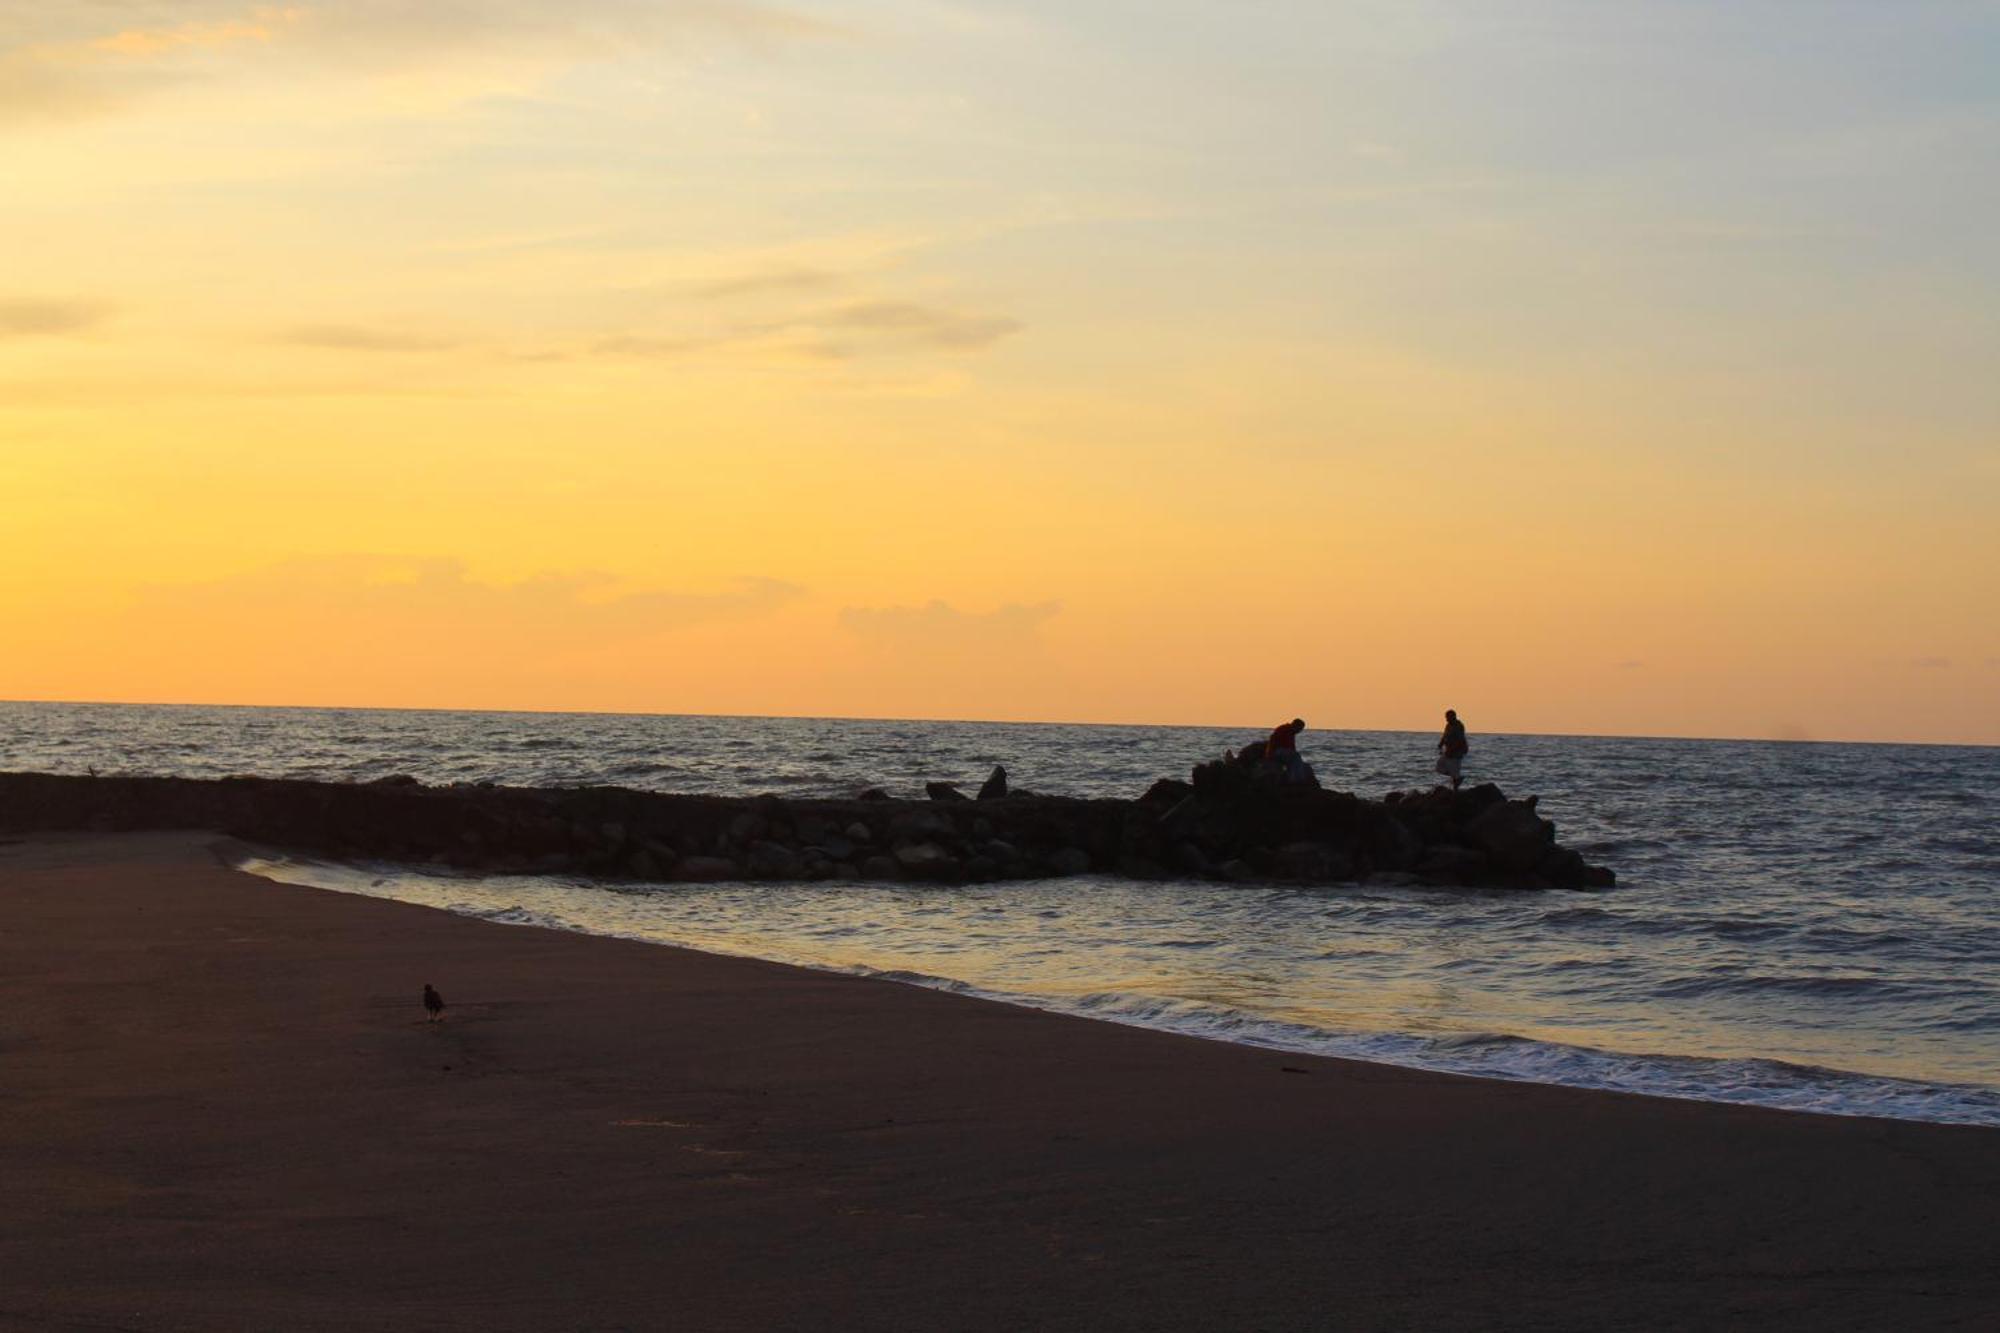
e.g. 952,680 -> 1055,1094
1268,718 -> 1309,783
423,983 -> 445,1023
1436,710 -> 1469,789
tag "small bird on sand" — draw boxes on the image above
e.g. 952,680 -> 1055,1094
423,983 -> 445,1022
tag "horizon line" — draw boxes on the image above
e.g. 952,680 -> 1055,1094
2,695 -> 1993,753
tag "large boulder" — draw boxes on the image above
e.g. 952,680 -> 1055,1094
1367,815 -> 1425,872
1415,845 -> 1489,885
1269,841 -> 1355,882
623,846 -> 675,880
1466,800 -> 1554,873
890,808 -> 954,841
745,840 -> 803,880
981,839 -> 1022,867
1536,847 -> 1588,890
1191,758 -> 1260,798
1047,847 -> 1091,875
893,841 -> 962,881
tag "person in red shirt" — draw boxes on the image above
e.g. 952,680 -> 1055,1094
1267,718 -> 1307,782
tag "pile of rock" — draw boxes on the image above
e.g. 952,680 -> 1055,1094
0,762 -> 1614,892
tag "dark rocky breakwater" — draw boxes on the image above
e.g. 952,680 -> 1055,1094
0,765 -> 1614,891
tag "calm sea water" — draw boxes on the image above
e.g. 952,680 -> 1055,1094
7,700 -> 1997,1127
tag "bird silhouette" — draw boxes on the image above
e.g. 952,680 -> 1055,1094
423,983 -> 445,1022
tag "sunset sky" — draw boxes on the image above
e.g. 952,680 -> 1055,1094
3,1 -> 1996,742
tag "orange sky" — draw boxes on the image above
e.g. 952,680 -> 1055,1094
3,2 -> 1996,742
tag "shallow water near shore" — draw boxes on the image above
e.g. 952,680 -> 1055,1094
8,701 -> 2000,1127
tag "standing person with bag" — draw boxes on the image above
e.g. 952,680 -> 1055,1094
1436,710 -> 1469,790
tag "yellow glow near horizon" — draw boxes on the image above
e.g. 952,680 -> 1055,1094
2,2 -> 1996,743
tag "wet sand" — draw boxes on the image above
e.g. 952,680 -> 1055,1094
3,833 -> 1996,1331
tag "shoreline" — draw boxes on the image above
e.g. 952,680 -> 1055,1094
11,696 -> 2000,750
4,831 -> 1996,1330
242,848 -> 2000,1132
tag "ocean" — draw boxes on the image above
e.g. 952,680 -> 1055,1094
6,699 -> 1997,1127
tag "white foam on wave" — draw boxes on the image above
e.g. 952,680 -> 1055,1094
824,971 -> 2000,1127
1035,996 -> 2000,1127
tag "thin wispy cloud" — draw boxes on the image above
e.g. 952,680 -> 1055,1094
693,266 -> 838,300
585,295 -> 1021,363
0,4 -> 293,123
575,331 -> 701,360
814,302 -> 1023,350
840,599 -> 1061,646
112,557 -> 808,700
276,324 -> 457,352
0,298 -> 110,337
0,49 -> 177,122
0,1 -> 842,58
148,556 -> 804,637
0,0 -> 842,124
586,330 -> 840,363
88,13 -> 280,59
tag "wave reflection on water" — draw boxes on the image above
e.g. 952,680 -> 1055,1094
6,701 -> 1997,1128
240,850 -> 2000,1129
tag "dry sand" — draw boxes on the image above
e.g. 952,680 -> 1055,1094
2,832 -> 1995,1331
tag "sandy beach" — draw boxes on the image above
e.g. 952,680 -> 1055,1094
3,832 -> 1996,1331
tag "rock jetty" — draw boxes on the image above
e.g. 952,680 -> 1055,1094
0,762 -> 1614,891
